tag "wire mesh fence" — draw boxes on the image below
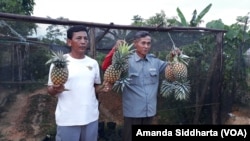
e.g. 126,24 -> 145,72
0,13 -> 233,140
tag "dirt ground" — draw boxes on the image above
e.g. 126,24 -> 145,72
0,87 -> 123,141
225,106 -> 250,124
0,86 -> 249,140
98,91 -> 123,125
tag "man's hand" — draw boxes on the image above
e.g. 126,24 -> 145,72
103,81 -> 113,92
113,40 -> 126,50
52,85 -> 65,93
95,81 -> 113,94
47,84 -> 65,96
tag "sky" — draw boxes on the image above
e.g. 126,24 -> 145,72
33,0 -> 249,27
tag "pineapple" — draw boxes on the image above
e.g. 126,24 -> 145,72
165,48 -> 189,81
46,50 -> 69,85
165,63 -> 175,82
103,41 -> 133,92
160,33 -> 191,100
104,65 -> 121,84
172,61 -> 187,81
161,48 -> 190,100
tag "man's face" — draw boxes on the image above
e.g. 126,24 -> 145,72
67,31 -> 88,53
134,36 -> 151,57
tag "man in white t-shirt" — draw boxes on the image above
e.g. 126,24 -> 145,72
47,25 -> 109,141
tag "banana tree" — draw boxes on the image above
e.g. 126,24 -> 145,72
176,3 -> 212,27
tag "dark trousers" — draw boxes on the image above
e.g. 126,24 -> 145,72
122,116 -> 154,141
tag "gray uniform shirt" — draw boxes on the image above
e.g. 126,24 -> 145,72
122,52 -> 167,117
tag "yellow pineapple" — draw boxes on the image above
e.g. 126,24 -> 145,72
46,50 -> 69,85
103,41 -> 133,92
172,57 -> 188,81
165,63 -> 175,82
160,33 -> 191,100
161,48 -> 190,100
104,65 -> 121,84
165,48 -> 188,81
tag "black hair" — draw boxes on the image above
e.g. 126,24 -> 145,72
133,31 -> 150,40
67,25 -> 88,39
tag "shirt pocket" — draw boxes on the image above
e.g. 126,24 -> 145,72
129,73 -> 139,85
144,70 -> 158,85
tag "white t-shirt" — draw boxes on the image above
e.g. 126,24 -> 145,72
48,54 -> 101,126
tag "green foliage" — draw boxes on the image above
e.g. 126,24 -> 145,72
176,7 -> 188,26
221,13 -> 250,106
157,94 -> 194,124
176,3 -> 212,27
26,48 -> 51,82
0,0 -> 35,15
44,19 -> 69,44
166,17 -> 182,26
0,0 -> 37,36
131,15 -> 145,26
206,19 -> 225,29
132,11 -> 168,27
145,10 -> 168,27
131,3 -> 213,27
191,3 -> 212,26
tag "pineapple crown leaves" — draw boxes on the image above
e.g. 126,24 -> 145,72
160,80 -> 190,100
177,52 -> 191,66
111,68 -> 131,93
112,77 -> 131,93
169,49 -> 190,66
173,80 -> 190,100
112,41 -> 134,69
160,80 -> 176,97
116,41 -> 134,57
45,50 -> 68,68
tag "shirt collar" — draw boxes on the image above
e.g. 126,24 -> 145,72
134,52 -> 149,62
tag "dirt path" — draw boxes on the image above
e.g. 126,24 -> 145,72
0,87 -> 49,141
0,92 -> 28,140
0,87 -> 123,140
225,106 -> 250,124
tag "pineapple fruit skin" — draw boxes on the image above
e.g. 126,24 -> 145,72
51,66 -> 69,85
164,48 -> 188,82
165,61 -> 187,82
172,62 -> 187,81
165,64 -> 175,82
104,65 -> 121,84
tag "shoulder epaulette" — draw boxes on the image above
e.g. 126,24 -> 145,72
148,53 -> 156,58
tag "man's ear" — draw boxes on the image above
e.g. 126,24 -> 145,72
66,39 -> 71,47
133,40 -> 138,45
